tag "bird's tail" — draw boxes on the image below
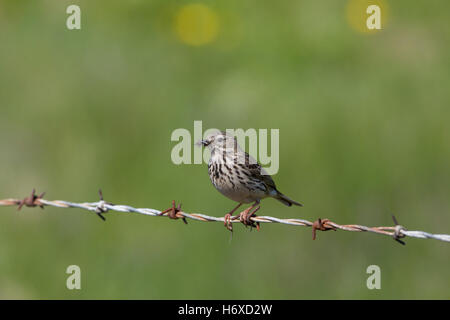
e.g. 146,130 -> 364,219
274,192 -> 303,207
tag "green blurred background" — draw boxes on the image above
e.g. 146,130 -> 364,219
0,0 -> 449,299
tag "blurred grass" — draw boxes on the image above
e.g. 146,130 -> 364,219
0,0 -> 449,299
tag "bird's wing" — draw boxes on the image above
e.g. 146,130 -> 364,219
242,152 -> 277,191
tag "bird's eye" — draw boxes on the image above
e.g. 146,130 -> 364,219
216,137 -> 224,143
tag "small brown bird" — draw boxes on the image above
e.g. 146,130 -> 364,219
198,131 -> 302,230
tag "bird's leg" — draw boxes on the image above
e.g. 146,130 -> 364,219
238,201 -> 261,229
224,202 -> 242,231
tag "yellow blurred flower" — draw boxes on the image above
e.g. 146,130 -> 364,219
174,3 -> 220,46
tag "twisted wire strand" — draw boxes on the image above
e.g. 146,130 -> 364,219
1,194 -> 449,243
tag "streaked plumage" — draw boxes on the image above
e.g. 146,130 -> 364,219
199,131 -> 302,229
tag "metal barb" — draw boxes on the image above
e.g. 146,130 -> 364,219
95,189 -> 108,221
17,189 -> 45,210
392,215 -> 406,245
159,200 -> 187,224
312,218 -> 336,240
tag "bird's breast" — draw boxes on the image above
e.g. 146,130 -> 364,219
208,160 -> 268,203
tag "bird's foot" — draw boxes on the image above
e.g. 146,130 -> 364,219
224,213 -> 234,232
223,203 -> 243,232
159,200 -> 187,224
239,205 -> 261,230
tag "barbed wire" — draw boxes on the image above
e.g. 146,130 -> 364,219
1,189 -> 450,244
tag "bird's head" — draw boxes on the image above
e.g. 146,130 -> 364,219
196,131 -> 238,153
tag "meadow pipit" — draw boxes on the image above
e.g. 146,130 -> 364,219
198,131 -> 302,231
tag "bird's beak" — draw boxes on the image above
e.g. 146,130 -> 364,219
196,140 -> 209,147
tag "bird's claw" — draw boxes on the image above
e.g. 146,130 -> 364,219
223,204 -> 261,232
224,213 -> 233,232
239,205 -> 260,230
159,200 -> 187,224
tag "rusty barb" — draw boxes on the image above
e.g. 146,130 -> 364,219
158,200 -> 188,224
312,218 -> 337,240
1,189 -> 450,244
17,189 -> 46,210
